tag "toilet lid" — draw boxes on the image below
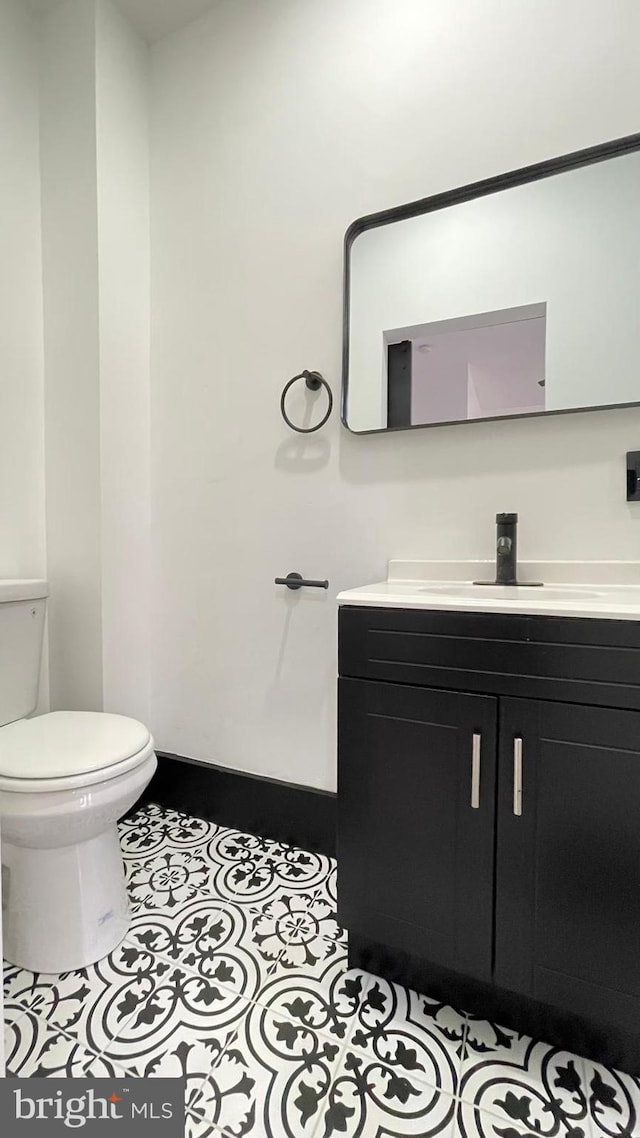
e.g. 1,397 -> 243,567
0,711 -> 152,780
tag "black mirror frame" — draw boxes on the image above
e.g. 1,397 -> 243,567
341,131 -> 640,435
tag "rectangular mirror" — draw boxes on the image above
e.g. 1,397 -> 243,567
342,134 -> 640,433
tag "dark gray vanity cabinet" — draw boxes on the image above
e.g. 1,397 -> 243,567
495,698 -> 640,1033
338,605 -> 640,1073
338,679 -> 497,981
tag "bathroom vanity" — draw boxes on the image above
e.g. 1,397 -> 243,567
337,562 -> 640,1074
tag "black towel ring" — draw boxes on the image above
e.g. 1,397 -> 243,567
280,370 -> 333,434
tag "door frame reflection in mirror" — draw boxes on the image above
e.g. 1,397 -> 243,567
385,303 -> 547,428
342,131 -> 640,435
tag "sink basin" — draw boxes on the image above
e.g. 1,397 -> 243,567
419,584 -> 604,601
337,561 -> 640,619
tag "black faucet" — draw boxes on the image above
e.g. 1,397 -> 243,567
496,512 -> 518,585
474,513 -> 542,586
473,512 -> 543,587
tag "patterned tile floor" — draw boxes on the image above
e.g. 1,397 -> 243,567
3,802 -> 640,1137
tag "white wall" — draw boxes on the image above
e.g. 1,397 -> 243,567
0,0 -> 46,581
150,0 -> 640,792
96,0 -> 151,723
0,0 -> 46,1071
39,0 -> 151,719
40,0 -> 103,711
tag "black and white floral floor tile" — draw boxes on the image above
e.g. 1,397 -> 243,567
184,1112 -> 218,1138
250,891 -> 344,966
4,1007 -> 104,1079
318,1050 -> 458,1138
307,862 -> 338,922
119,804 -> 218,861
458,1017 -> 640,1138
127,848 -> 214,910
128,894 -> 284,999
121,812 -> 336,918
458,1041 -> 589,1137
92,959 -> 251,1081
3,939 -> 160,1054
346,977 -> 465,1099
192,999 -> 343,1137
4,801 -> 640,1138
204,832 -> 336,913
581,1055 -> 640,1138
249,954 -> 368,1047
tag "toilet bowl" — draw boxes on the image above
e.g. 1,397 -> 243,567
0,711 -> 157,974
0,579 -> 157,973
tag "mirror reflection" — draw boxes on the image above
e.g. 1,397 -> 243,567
344,144 -> 640,433
385,304 -> 546,427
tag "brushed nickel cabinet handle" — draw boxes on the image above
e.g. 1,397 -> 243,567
471,733 -> 481,809
513,737 -> 523,816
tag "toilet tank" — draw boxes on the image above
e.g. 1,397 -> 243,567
0,580 -> 49,727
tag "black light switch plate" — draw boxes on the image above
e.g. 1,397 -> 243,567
627,452 -> 640,501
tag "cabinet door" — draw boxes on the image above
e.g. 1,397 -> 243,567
496,699 -> 640,1031
338,679 -> 497,981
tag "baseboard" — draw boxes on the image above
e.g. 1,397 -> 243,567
134,751 -> 337,858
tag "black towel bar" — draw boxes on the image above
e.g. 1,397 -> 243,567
275,572 -> 329,591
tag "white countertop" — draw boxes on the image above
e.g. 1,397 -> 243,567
337,561 -> 640,621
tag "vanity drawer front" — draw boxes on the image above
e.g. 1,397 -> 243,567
527,616 -> 640,707
339,606 -> 530,690
339,607 -> 640,709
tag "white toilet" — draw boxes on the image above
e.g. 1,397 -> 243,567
0,579 -> 157,974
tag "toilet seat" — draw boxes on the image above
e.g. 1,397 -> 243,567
0,711 -> 155,793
